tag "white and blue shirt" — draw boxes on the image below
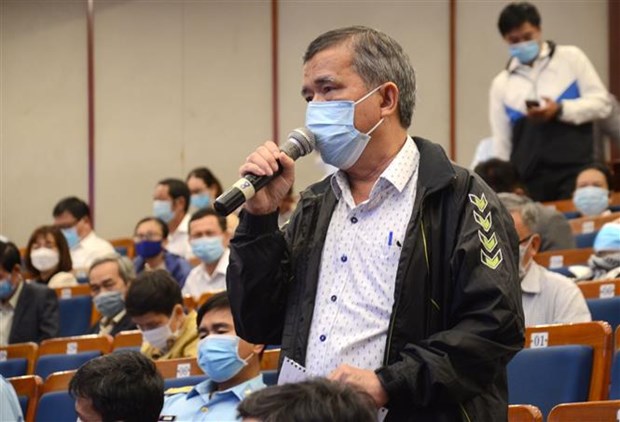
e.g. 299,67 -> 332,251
490,42 -> 611,160
305,137 -> 420,376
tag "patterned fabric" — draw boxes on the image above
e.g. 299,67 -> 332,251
305,137 -> 419,376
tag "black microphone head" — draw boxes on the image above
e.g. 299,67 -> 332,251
282,127 -> 316,160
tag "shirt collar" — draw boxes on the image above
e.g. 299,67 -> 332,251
174,214 -> 190,235
209,248 -> 230,278
188,374 -> 264,401
330,136 -> 419,200
7,280 -> 24,308
101,309 -> 127,327
521,261 -> 542,294
508,41 -> 552,73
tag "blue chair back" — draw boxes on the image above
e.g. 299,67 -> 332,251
35,351 -> 101,380
114,246 -> 128,256
164,375 -> 208,390
18,395 -> 28,419
0,358 -> 27,378
575,231 -> 598,248
507,345 -> 592,417
563,211 -> 581,220
58,296 -> 92,337
262,369 -> 278,386
610,351 -> 620,399
587,297 -> 620,330
35,391 -> 76,422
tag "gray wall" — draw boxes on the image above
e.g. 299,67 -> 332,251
0,0 -> 609,246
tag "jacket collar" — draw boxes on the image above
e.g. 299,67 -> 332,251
412,137 -> 456,195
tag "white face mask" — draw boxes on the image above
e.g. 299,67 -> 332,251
30,247 -> 60,272
142,323 -> 174,352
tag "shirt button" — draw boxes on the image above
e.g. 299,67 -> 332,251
319,334 -> 326,342
200,406 -> 209,413
350,216 -> 358,223
340,255 -> 348,262
330,295 -> 337,302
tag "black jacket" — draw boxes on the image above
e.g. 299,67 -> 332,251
9,282 -> 59,344
88,311 -> 136,337
228,137 -> 525,421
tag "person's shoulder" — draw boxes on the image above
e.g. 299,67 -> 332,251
541,267 -> 579,290
554,44 -> 591,65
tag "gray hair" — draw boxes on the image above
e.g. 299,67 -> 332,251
303,26 -> 416,128
498,193 -> 540,233
89,253 -> 136,284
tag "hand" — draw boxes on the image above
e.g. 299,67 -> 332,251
239,141 -> 295,215
328,364 -> 389,408
526,96 -> 559,122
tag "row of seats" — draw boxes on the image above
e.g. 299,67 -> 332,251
8,351 -> 281,422
507,322 -> 620,418
508,400 -> 620,422
543,192 -> 620,214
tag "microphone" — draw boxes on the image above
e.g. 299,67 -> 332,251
214,127 -> 316,216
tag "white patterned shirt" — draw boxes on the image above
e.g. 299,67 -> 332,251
305,137 -> 419,376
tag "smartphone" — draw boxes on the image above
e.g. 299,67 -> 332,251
525,99 -> 540,109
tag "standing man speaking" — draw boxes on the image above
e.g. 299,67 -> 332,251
227,26 -> 524,421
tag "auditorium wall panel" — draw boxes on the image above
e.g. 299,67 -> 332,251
1,1 -> 88,246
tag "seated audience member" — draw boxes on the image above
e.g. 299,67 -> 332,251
0,375 -> 23,422
69,351 -> 164,422
88,254 -> 137,336
153,178 -> 193,259
133,217 -> 191,288
500,195 -> 591,326
125,269 -> 198,360
161,292 -> 265,421
237,378 -> 377,422
186,167 -> 224,211
0,241 -> 59,345
475,159 -> 575,250
569,220 -> 620,281
572,163 -> 614,217
182,209 -> 230,300
24,225 -> 77,288
186,167 -> 240,236
52,196 -> 115,275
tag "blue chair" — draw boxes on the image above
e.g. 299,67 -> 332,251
611,351 -> 620,399
575,231 -> 598,248
114,246 -> 128,256
508,345 -> 593,417
58,296 -> 93,337
9,375 -> 42,422
262,369 -> 278,386
164,375 -> 208,390
35,351 -> 101,380
35,390 -> 76,422
587,297 -> 620,330
0,358 -> 28,378
563,211 -> 581,220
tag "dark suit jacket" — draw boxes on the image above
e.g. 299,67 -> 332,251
88,311 -> 136,337
9,282 -> 59,344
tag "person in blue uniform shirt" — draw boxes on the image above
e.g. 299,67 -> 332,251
161,292 -> 266,421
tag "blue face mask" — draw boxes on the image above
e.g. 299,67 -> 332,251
0,278 -> 14,300
153,200 -> 175,223
61,227 -> 80,249
135,240 -> 163,259
573,186 -> 609,216
190,193 -> 212,210
93,290 -> 125,318
191,236 -> 224,264
509,40 -> 540,64
197,335 -> 252,382
305,86 -> 384,170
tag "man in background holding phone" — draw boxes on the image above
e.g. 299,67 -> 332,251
489,2 -> 611,201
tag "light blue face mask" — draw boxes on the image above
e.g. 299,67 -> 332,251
190,193 -> 212,210
191,236 -> 225,264
573,186 -> 609,216
0,278 -> 14,300
305,86 -> 384,170
93,290 -> 125,318
61,227 -> 80,249
153,200 -> 175,223
197,335 -> 252,382
509,40 -> 540,64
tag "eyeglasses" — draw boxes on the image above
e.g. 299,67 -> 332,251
134,232 -> 163,242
